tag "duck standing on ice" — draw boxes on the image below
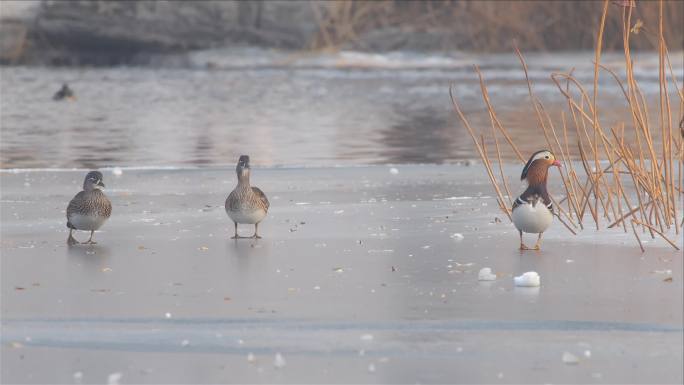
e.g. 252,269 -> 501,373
66,171 -> 112,245
225,155 -> 270,239
512,150 -> 561,250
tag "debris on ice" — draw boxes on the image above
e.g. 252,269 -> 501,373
514,272 -> 540,287
478,268 -> 497,281
274,353 -> 286,369
107,372 -> 122,385
562,351 -> 579,365
450,233 -> 464,241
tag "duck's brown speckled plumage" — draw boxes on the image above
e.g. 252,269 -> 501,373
66,190 -> 112,229
226,185 -> 270,213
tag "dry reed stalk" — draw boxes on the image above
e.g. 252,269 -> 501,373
481,136 -> 512,217
474,66 -> 525,163
630,219 -> 645,252
449,85 -> 512,221
632,219 -> 681,250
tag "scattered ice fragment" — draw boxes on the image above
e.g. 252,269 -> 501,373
389,167 -> 399,175
334,210 -> 344,214
367,363 -> 376,373
450,233 -> 464,241
562,351 -> 579,365
566,259 -> 575,263
514,272 -> 540,287
274,353 -> 286,369
360,334 -> 374,341
652,269 -> 672,275
73,371 -> 83,381
247,353 -> 256,363
107,372 -> 122,385
478,268 -> 497,281
181,339 -> 190,347
584,350 -> 591,358
112,167 -> 123,176
165,312 -> 172,319
313,286 -> 321,290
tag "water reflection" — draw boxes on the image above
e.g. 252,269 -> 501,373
0,59 -> 679,168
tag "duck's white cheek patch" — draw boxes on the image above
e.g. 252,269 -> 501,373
512,203 -> 553,233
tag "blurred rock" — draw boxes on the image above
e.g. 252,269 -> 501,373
2,1 -> 322,65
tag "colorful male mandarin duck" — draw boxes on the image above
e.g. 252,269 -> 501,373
512,150 -> 561,250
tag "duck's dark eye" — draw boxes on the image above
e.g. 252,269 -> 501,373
545,156 -> 549,159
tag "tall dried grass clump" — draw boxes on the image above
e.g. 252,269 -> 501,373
450,0 -> 683,251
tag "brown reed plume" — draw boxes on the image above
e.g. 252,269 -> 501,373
450,0 -> 683,251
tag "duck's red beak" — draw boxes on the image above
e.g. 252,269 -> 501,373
552,160 -> 562,167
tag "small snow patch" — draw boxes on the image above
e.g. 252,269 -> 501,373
107,372 -> 122,385
274,353 -> 286,369
514,272 -> 540,287
478,268 -> 497,281
450,233 -> 464,241
562,351 -> 579,365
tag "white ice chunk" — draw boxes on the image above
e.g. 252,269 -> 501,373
584,350 -> 591,358
450,233 -> 464,241
112,167 -> 123,176
367,363 -> 376,373
181,339 -> 189,347
164,312 -> 172,319
562,351 -> 579,365
389,167 -> 399,175
274,353 -> 286,369
514,271 -> 540,287
360,334 -> 374,341
247,353 -> 256,363
478,268 -> 497,281
107,372 -> 122,385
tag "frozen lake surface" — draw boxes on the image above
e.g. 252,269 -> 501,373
1,165 -> 682,383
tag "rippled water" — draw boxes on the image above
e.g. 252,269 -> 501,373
1,50 -> 681,168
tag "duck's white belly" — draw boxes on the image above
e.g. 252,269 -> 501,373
227,208 -> 267,224
512,203 -> 553,234
68,213 -> 108,231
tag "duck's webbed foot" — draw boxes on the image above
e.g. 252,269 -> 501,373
67,229 -> 79,246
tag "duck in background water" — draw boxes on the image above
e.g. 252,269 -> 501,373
53,83 -> 76,101
225,155 -> 270,239
512,150 -> 561,250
